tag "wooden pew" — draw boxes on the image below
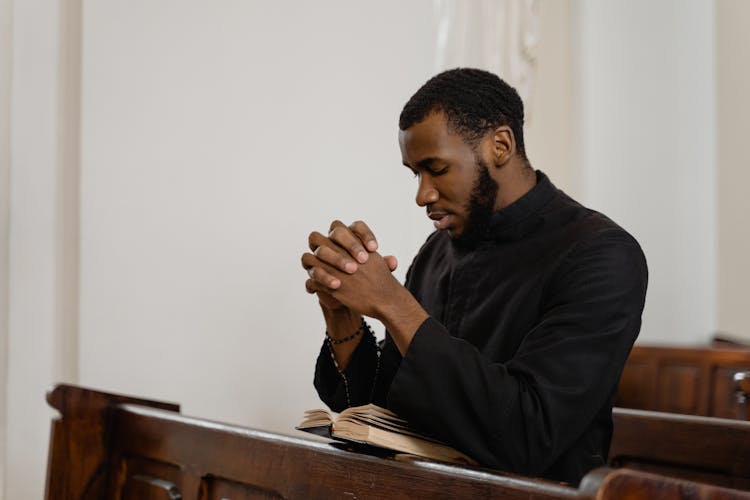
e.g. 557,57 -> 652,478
611,407 -> 750,491
45,384 -> 750,499
616,345 -> 750,419
582,468 -> 750,500
738,372 -> 750,419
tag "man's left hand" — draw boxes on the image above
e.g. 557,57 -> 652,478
303,242 -> 402,319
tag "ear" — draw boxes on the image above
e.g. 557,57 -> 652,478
491,126 -> 514,166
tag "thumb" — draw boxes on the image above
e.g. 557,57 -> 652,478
384,255 -> 398,272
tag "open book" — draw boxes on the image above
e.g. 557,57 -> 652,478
296,404 -> 476,465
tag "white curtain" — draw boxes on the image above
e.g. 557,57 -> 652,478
434,0 -> 539,107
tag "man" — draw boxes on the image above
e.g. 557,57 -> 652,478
301,68 -> 647,485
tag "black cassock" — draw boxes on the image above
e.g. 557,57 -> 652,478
314,171 -> 648,485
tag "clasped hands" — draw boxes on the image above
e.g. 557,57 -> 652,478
302,220 -> 429,355
301,220 -> 401,319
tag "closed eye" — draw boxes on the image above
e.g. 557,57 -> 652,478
427,166 -> 448,176
404,160 -> 448,178
409,167 -> 447,179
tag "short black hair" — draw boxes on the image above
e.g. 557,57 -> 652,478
399,68 -> 527,158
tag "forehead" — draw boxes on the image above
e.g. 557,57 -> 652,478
398,112 -> 473,165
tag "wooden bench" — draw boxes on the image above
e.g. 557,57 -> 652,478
616,345 -> 750,419
45,384 -> 750,499
611,407 -> 750,490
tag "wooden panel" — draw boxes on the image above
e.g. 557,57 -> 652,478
657,363 -> 702,414
739,372 -> 750,420
615,360 -> 654,409
712,367 -> 748,419
594,468 -> 750,500
611,408 -> 750,491
122,474 -> 181,500
120,457 -> 183,499
617,345 -> 750,419
204,476 -> 284,500
44,384 -> 180,499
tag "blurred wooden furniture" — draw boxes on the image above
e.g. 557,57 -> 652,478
45,384 -> 750,499
737,372 -> 750,419
611,407 -> 750,490
616,345 -> 750,420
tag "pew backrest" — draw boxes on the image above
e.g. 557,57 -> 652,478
45,384 -> 585,499
611,407 -> 750,490
45,384 -> 750,499
617,345 -> 750,419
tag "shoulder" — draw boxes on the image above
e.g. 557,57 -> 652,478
550,216 -> 648,307
541,190 -> 647,283
548,190 -> 644,258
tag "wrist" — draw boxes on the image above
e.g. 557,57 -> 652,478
373,285 -> 413,322
322,307 -> 362,340
322,310 -> 367,372
326,318 -> 372,345
376,286 -> 429,355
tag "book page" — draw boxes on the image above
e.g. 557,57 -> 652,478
297,408 -> 334,429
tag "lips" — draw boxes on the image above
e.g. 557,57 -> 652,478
427,209 -> 452,230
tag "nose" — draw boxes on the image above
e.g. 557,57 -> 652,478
415,175 -> 439,207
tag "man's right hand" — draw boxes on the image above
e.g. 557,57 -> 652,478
303,220 -> 398,313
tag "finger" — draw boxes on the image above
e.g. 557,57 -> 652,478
328,224 -> 368,264
301,252 -> 342,289
309,266 -> 341,289
384,255 -> 398,272
307,232 -> 358,273
328,219 -> 345,233
305,279 -> 330,295
349,220 -> 378,252
308,231 -> 329,252
314,244 -> 358,274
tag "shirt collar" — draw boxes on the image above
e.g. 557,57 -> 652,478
485,170 -> 557,242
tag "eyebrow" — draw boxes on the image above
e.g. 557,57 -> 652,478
403,157 -> 442,170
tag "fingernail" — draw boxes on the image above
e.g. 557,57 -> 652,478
367,240 -> 378,251
357,251 -> 367,263
330,279 -> 341,288
345,262 -> 357,273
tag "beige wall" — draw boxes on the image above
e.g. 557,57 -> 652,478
0,0 -> 12,494
4,0 -> 81,498
717,0 -> 750,342
3,1 -> 750,497
577,0 -> 717,345
525,0 -> 577,196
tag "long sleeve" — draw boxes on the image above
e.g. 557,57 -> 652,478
313,329 -> 380,411
386,230 -> 647,482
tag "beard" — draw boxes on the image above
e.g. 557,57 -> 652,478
451,159 -> 499,250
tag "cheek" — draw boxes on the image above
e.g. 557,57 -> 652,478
441,177 -> 474,207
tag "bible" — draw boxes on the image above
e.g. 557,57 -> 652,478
296,403 -> 476,465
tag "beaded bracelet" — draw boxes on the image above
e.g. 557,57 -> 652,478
326,318 -> 371,345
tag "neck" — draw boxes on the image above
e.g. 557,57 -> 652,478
494,165 -> 536,210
